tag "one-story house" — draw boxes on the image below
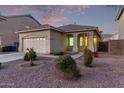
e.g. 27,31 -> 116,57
116,5 -> 124,39
16,24 -> 101,54
0,15 -> 41,51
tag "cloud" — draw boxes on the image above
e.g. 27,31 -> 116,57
40,5 -> 90,24
77,5 -> 90,12
65,5 -> 91,12
0,5 -> 91,25
0,5 -> 45,16
40,7 -> 65,24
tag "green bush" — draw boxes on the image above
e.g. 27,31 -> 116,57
83,47 -> 93,67
24,48 -> 37,61
24,52 -> 29,61
55,55 -> 81,79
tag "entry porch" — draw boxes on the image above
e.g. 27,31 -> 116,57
65,31 -> 98,53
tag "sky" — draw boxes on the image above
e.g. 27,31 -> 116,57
0,5 -> 119,34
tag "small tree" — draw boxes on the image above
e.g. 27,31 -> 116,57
26,48 -> 36,66
24,48 -> 37,61
83,47 -> 93,67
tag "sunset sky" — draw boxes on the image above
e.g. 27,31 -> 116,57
0,5 -> 119,34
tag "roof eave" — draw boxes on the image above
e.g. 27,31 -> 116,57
116,6 -> 124,20
64,28 -> 101,38
15,27 -> 63,34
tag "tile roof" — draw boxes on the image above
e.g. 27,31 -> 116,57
16,24 -> 63,33
58,24 -> 98,32
17,24 -> 101,38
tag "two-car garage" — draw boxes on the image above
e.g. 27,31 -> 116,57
17,26 -> 64,54
23,37 -> 46,53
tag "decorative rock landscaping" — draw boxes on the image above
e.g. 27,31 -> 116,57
0,53 -> 124,88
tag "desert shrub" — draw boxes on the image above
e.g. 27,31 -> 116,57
24,52 -> 29,61
24,48 -> 37,61
83,47 -> 93,67
27,48 -> 37,66
55,55 -> 81,79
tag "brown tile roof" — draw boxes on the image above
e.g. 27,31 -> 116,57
17,24 -> 101,38
58,24 -> 98,32
16,24 -> 63,33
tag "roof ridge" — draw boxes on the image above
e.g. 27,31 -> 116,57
58,24 -> 98,28
4,14 -> 42,26
5,14 -> 32,18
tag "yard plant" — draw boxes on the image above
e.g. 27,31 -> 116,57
55,55 -> 81,79
83,47 -> 93,67
24,48 -> 37,66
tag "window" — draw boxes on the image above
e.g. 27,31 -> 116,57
69,36 -> 74,46
80,37 -> 83,46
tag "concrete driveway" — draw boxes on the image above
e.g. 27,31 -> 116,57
0,52 -> 24,63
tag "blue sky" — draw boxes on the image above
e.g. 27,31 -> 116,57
0,5 -> 119,34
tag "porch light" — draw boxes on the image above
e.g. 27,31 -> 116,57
80,37 -> 83,46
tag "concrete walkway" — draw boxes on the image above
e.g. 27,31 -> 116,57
71,52 -> 83,59
38,52 -> 83,59
0,52 -> 24,63
0,52 -> 82,63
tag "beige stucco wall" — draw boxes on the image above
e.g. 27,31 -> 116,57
0,35 -> 2,51
19,29 -> 100,54
0,16 -> 41,47
118,11 -> 124,39
50,30 -> 65,53
18,30 -> 51,54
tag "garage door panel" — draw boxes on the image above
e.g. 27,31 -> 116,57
23,37 -> 46,53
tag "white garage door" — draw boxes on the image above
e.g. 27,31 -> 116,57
23,37 -> 46,53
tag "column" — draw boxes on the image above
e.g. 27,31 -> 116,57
73,33 -> 78,52
88,32 -> 94,52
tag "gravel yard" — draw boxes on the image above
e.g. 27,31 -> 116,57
0,53 -> 124,88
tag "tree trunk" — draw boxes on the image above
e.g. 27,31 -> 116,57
30,59 -> 34,66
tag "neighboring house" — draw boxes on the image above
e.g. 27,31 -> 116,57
110,33 -> 119,40
17,24 -> 101,54
102,33 -> 118,41
116,5 -> 124,39
0,15 -> 41,51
